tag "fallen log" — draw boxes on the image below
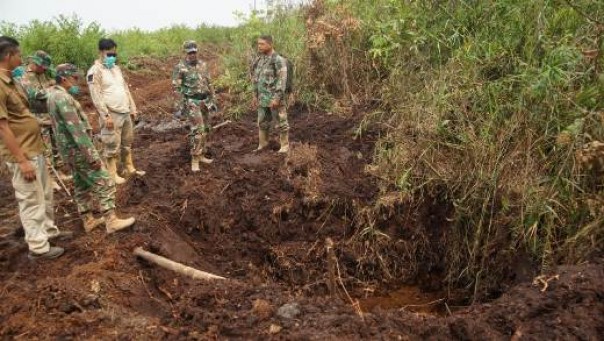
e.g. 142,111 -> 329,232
133,247 -> 226,281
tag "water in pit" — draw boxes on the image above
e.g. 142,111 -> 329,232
358,285 -> 448,315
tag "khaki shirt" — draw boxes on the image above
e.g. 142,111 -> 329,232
87,60 -> 137,118
0,73 -> 44,162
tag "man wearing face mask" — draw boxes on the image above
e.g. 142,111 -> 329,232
87,38 -> 145,185
172,40 -> 217,172
48,63 -> 136,234
0,36 -> 64,260
17,51 -> 70,187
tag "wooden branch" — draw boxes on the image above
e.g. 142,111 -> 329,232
212,120 -> 232,130
134,247 -> 226,281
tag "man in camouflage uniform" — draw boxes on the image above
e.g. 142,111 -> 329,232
87,38 -> 145,185
16,51 -> 70,185
251,35 -> 290,153
172,40 -> 217,172
48,64 -> 135,234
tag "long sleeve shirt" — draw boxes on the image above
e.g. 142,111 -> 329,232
87,60 -> 137,121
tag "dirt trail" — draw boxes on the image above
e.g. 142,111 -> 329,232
1,56 -> 603,339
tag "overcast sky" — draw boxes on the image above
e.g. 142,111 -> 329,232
0,0 -> 271,30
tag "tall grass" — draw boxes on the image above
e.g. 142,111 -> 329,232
302,0 -> 604,297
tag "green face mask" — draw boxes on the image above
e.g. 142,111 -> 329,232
11,66 -> 25,79
68,85 -> 80,96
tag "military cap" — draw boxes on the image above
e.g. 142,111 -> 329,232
183,40 -> 198,53
30,50 -> 52,68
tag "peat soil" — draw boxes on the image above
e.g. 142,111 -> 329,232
1,56 -> 603,340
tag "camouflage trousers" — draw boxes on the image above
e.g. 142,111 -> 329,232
258,104 -> 289,133
99,112 -> 134,159
183,97 -> 211,156
70,155 -> 116,214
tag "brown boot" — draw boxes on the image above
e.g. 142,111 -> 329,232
123,150 -> 146,177
278,132 -> 290,153
106,157 -> 126,185
105,210 -> 135,234
83,212 -> 105,233
255,129 -> 269,152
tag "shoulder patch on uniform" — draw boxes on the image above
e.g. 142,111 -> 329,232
87,74 -> 94,83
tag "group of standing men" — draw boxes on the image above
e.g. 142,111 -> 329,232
0,37 -> 140,260
0,34 -> 291,260
172,34 -> 290,172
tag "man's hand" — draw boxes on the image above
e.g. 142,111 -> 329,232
18,160 -> 36,182
38,118 -> 52,127
130,111 -> 138,121
270,98 -> 280,110
105,114 -> 114,130
251,96 -> 259,110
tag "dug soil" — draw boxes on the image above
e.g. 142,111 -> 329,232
1,55 -> 603,340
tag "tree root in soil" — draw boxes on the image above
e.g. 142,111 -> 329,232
134,247 -> 227,281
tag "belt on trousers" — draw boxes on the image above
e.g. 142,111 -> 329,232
185,93 -> 209,101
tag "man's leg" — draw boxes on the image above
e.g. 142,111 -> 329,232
102,113 -> 125,185
7,155 -> 62,258
256,107 -> 272,151
186,99 -> 212,172
71,160 -> 104,233
37,155 -> 61,237
90,165 -> 135,233
120,113 -> 145,177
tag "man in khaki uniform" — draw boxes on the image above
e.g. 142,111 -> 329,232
87,38 -> 145,185
0,36 -> 64,260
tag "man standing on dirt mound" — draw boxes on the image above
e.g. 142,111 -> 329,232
251,35 -> 290,153
48,64 -> 136,234
172,40 -> 217,172
87,38 -> 145,185
16,50 -> 71,189
0,36 -> 64,260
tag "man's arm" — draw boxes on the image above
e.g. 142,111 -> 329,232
172,64 -> 182,92
87,67 -> 110,122
273,56 -> 287,101
200,62 -> 218,112
51,94 -> 99,167
251,58 -> 259,98
118,68 -> 138,115
0,119 -> 36,180
0,119 -> 29,164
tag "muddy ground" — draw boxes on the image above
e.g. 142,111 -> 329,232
1,55 -> 603,340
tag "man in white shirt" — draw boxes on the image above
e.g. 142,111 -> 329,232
87,38 -> 145,185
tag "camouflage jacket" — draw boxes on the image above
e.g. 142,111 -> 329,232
251,52 -> 287,107
17,66 -> 55,114
47,85 -> 98,165
172,60 -> 215,99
